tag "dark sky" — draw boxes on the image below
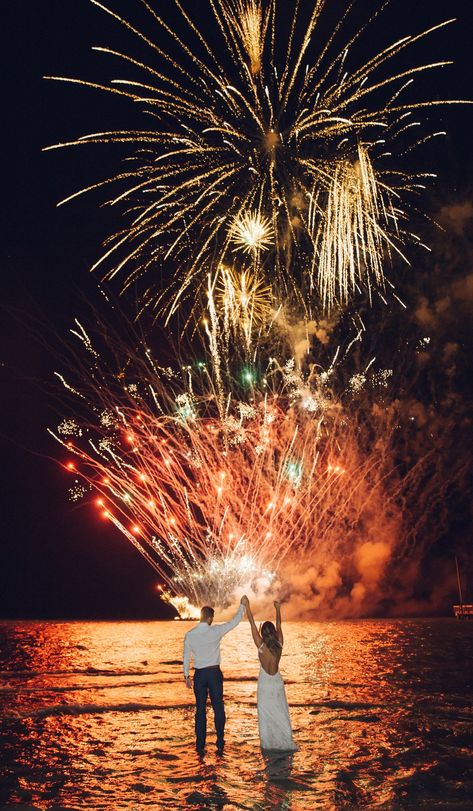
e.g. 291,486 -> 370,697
1,0 -> 472,619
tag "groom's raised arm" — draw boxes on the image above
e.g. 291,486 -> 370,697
216,602 -> 245,638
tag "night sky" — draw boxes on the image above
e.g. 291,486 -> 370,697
2,0 -> 472,619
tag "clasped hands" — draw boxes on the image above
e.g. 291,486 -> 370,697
241,595 -> 281,608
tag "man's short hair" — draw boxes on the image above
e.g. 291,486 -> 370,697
200,606 -> 215,622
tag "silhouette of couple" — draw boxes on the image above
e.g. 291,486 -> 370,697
183,595 -> 297,755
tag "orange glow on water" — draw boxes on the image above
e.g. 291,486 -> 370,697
2,620 -> 468,809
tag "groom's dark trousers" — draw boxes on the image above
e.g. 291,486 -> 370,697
193,665 -> 225,750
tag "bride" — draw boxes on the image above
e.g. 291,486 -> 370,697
241,596 -> 297,751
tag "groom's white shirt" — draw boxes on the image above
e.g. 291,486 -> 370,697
183,605 -> 245,678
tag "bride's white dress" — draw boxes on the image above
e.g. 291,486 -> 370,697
257,644 -> 297,751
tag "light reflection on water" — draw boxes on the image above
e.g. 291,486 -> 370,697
0,619 -> 472,809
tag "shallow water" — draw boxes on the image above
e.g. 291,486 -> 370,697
0,619 -> 472,809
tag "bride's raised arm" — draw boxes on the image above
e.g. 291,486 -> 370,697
274,601 -> 283,645
241,596 -> 262,648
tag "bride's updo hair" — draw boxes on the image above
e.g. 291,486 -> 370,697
261,621 -> 282,656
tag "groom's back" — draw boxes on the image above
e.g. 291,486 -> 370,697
184,604 -> 244,673
185,622 -> 226,670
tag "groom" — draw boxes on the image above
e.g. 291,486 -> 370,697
183,597 -> 247,755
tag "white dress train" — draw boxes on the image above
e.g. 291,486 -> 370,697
257,645 -> 297,751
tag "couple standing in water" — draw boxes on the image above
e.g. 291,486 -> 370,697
183,595 -> 297,754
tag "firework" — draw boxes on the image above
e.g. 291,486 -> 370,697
308,143 -> 406,310
44,0 -> 468,318
45,1 -> 471,618
229,211 -> 274,256
51,312 -> 449,613
214,263 -> 273,351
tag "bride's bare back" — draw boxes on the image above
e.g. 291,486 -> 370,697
242,597 -> 284,675
258,642 -> 281,676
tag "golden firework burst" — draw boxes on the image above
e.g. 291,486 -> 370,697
45,0 -> 470,317
214,263 -> 273,346
229,211 -> 274,255
308,143 -> 407,310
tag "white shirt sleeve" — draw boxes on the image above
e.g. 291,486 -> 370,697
183,632 -> 192,679
216,604 -> 245,639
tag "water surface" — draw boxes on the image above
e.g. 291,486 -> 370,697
0,619 -> 472,809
